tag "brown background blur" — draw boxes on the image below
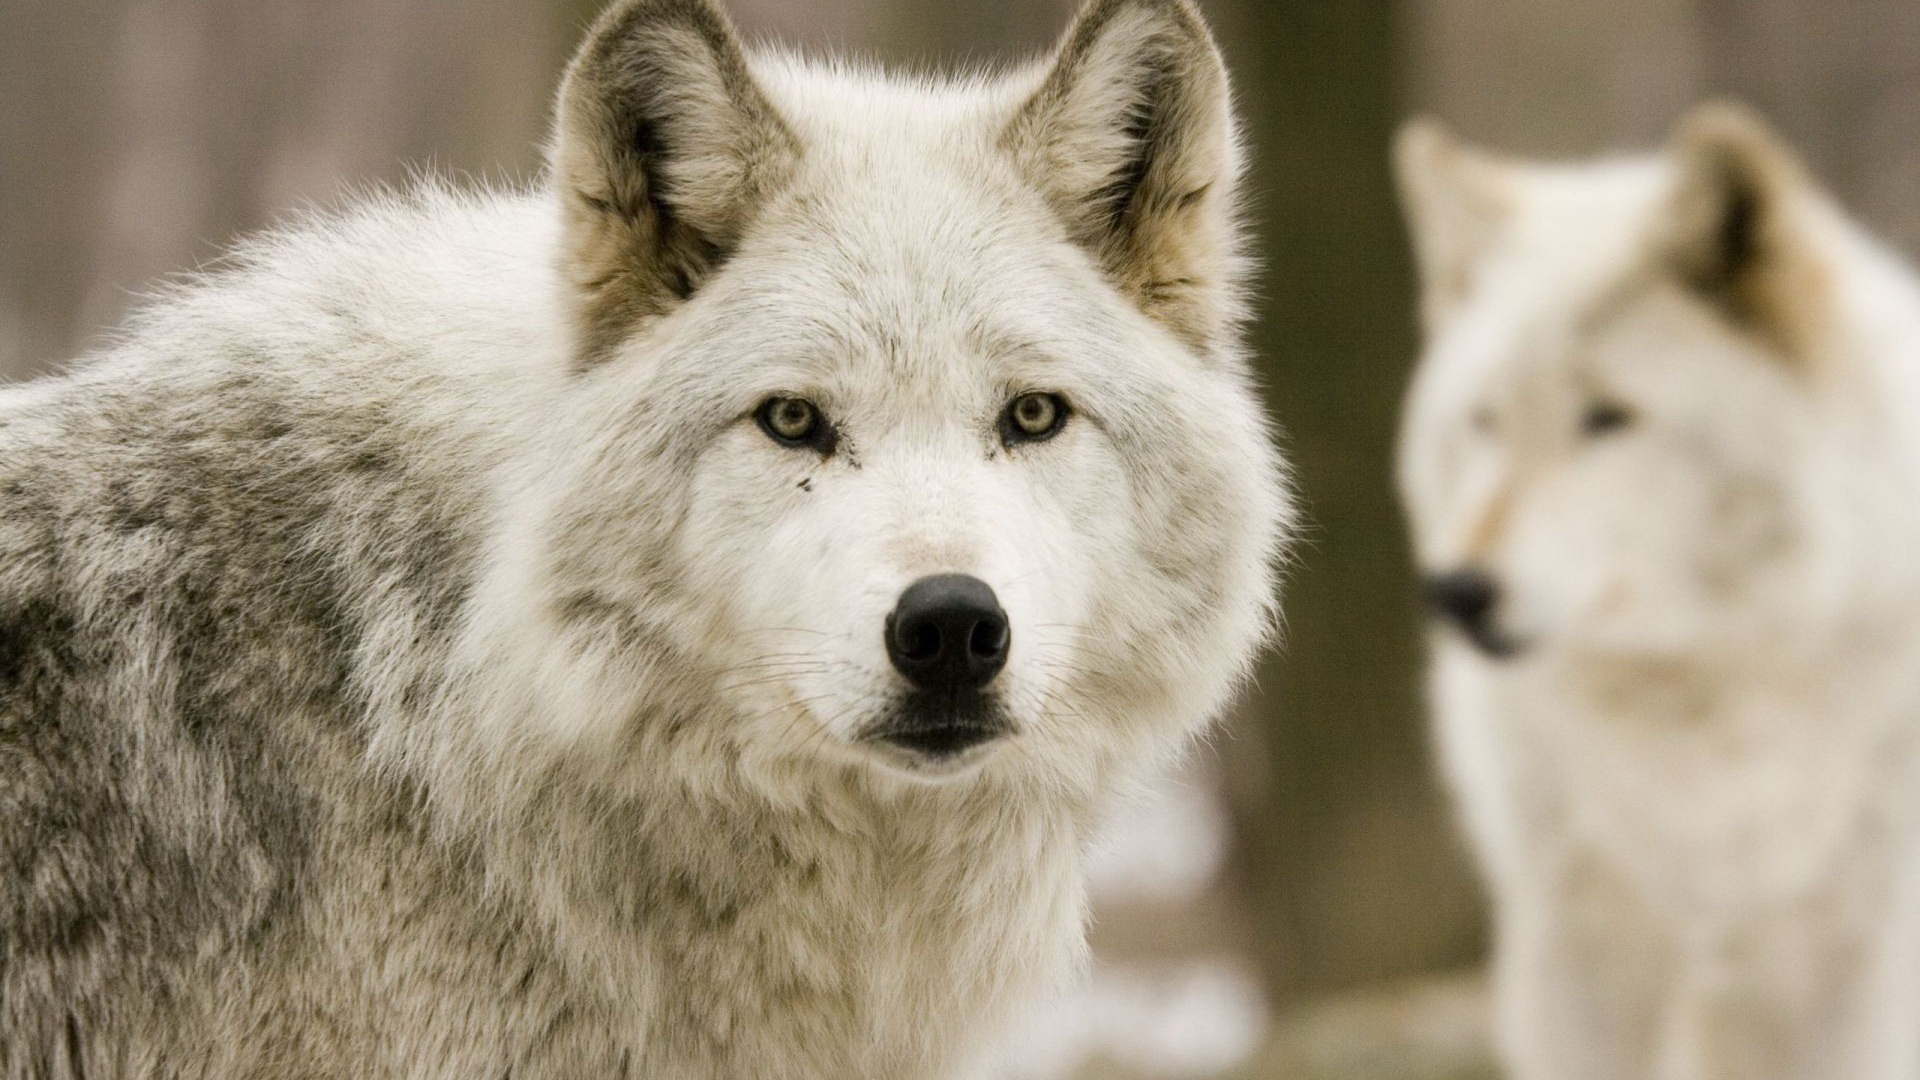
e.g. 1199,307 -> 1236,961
5,1 -> 1918,1076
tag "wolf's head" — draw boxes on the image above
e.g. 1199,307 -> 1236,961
1396,105 -> 1920,667
464,0 -> 1287,791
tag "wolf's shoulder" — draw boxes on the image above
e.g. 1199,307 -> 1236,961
0,179 -> 575,678
0,183 -> 569,1032
120,182 -> 571,394
0,182 -> 572,595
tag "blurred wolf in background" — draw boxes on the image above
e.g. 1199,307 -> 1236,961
0,0 -> 1289,1075
1397,104 -> 1920,1080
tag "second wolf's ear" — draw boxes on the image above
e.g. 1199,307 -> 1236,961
551,0 -> 798,364
1394,119 -> 1515,329
1006,0 -> 1243,354
1661,104 -> 1826,355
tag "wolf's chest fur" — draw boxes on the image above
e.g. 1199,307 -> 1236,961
1478,652 -> 1920,920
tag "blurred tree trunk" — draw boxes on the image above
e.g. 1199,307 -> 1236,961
0,0 -> 578,381
0,0 -> 126,380
1214,0 -> 1488,1002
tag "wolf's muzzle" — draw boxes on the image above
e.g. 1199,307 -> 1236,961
869,575 -> 1014,764
1424,568 -> 1524,658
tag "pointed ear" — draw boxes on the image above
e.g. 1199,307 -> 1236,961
1660,103 -> 1828,355
1005,0 -> 1244,355
551,0 -> 799,365
1394,118 -> 1515,329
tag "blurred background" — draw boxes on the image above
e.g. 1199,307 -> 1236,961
5,1 -> 1919,1077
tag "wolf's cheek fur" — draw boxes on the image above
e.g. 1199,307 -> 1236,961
1532,313 -> 1819,653
1409,411 -> 1807,656
1076,369 -> 1290,727
1514,453 -> 1813,654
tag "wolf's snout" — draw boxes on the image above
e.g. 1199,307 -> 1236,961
885,574 -> 1010,691
1425,569 -> 1497,629
1425,568 -> 1524,658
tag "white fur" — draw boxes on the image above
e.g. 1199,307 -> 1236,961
1398,110 -> 1920,1080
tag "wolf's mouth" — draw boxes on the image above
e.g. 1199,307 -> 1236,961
1460,623 -> 1528,660
1423,569 -> 1529,660
863,690 -> 1015,764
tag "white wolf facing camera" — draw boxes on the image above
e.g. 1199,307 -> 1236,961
0,1 -> 1290,1077
1397,104 -> 1920,1080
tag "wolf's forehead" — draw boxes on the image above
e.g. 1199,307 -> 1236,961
706,255 -> 1093,396
728,191 -> 1088,367
685,63 -> 1137,393
751,56 -> 1048,239
752,53 -> 1026,143
686,208 -> 1134,418
1433,191 -> 1677,402
784,127 -> 1041,244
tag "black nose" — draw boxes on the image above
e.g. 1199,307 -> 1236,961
886,574 -> 1010,691
1425,568 -> 1499,633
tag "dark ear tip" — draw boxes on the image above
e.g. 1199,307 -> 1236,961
558,0 -> 759,148
1030,0 -> 1230,125
571,0 -> 741,72
1139,0 -> 1213,29
1066,0 -> 1218,47
587,0 -> 732,30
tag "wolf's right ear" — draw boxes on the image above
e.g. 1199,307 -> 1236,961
551,0 -> 798,365
1394,119 -> 1515,329
1661,103 -> 1828,356
1005,0 -> 1244,355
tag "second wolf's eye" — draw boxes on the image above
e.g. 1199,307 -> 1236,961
1581,400 -> 1633,437
1001,392 -> 1068,444
756,397 -> 830,451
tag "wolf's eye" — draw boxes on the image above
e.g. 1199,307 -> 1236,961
1001,392 -> 1068,444
756,397 -> 831,451
1581,400 -> 1633,437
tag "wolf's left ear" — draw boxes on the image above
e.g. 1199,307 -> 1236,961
1006,0 -> 1243,354
551,0 -> 799,364
1394,119 -> 1516,330
1661,103 -> 1828,355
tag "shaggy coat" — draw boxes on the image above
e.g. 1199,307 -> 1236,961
0,1 -> 1290,1077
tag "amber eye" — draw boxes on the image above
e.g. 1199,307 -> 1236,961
1001,391 -> 1068,444
755,397 -> 831,451
1581,400 -> 1633,437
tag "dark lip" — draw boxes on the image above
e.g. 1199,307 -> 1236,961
862,691 -> 1015,762
867,721 -> 1011,760
1457,623 -> 1528,660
